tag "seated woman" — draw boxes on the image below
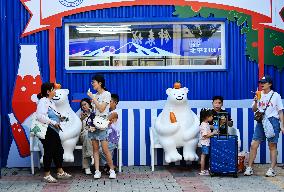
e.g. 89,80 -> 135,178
79,98 -> 94,175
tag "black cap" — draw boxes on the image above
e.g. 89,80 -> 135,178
258,75 -> 273,84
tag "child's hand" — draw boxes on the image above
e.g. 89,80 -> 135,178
89,126 -> 96,132
212,130 -> 218,135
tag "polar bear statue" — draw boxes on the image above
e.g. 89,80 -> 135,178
52,89 -> 82,162
154,85 -> 200,163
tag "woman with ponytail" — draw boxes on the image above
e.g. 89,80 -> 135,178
36,82 -> 72,183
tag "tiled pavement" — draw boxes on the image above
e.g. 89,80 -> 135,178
0,164 -> 283,192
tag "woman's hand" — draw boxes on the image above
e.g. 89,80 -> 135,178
54,123 -> 61,129
80,112 -> 88,121
281,124 -> 284,134
252,95 -> 258,112
87,91 -> 94,99
59,116 -> 68,122
253,95 -> 258,102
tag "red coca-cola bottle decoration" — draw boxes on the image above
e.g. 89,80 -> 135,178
8,113 -> 30,157
12,45 -> 42,123
10,45 -> 43,157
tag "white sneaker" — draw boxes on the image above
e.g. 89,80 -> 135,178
109,169 -> 116,179
94,170 -> 101,179
198,170 -> 210,176
43,175 -> 57,183
266,168 -> 276,177
57,171 -> 72,179
85,168 -> 92,175
244,167 -> 254,176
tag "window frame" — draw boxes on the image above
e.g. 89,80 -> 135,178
64,21 -> 226,71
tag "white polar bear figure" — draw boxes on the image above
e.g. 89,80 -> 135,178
154,86 -> 200,163
52,89 -> 82,162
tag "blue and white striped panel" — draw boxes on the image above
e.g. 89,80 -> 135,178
118,108 -> 283,165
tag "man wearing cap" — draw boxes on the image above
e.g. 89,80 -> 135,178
244,75 -> 284,177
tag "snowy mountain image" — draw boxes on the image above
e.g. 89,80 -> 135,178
70,42 -> 180,57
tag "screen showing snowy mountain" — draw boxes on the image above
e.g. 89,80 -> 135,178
66,22 -> 225,69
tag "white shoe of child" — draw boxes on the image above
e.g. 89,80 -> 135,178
198,170 -> 209,176
85,168 -> 92,175
109,169 -> 116,179
244,167 -> 253,176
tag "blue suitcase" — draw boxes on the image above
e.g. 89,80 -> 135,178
209,135 -> 238,177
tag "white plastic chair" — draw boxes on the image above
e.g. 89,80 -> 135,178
150,127 -> 163,171
30,133 -> 41,175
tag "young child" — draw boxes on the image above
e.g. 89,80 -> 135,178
100,94 -> 120,173
199,108 -> 217,175
210,96 -> 233,132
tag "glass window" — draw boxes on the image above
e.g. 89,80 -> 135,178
65,22 -> 225,70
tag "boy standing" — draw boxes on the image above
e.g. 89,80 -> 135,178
210,96 -> 233,133
100,94 -> 120,173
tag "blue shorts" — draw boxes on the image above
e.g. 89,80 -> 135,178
201,145 -> 210,155
252,117 -> 280,143
88,129 -> 109,141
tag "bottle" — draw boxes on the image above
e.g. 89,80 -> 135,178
256,90 -> 261,100
213,117 -> 219,131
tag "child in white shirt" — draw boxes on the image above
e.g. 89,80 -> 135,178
199,108 -> 218,175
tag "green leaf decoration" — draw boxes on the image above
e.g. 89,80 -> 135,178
264,28 -> 284,70
173,6 -> 259,64
173,6 -> 198,18
199,9 -> 211,18
173,6 -> 284,69
31,125 -> 41,134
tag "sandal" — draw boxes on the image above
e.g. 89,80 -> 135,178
57,171 -> 72,179
43,175 -> 58,183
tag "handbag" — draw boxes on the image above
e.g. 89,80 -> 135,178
254,111 -> 264,123
254,92 -> 274,123
262,117 -> 275,138
93,116 -> 110,130
30,114 -> 48,139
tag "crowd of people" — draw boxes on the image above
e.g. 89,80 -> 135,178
198,75 -> 284,177
35,74 -> 284,183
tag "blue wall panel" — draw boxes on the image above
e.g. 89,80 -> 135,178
55,6 -> 269,103
1,3 -> 284,166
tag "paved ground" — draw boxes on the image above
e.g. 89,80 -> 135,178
0,164 -> 283,192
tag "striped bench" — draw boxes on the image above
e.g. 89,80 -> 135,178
71,97 -> 284,166
115,107 -> 284,166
